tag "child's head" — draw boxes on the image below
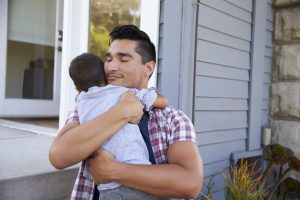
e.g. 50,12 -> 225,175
69,53 -> 107,92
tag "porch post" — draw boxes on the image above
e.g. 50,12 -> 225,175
140,0 -> 160,88
59,0 -> 89,129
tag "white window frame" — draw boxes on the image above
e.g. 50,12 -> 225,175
140,0 -> 160,88
0,0 -> 62,117
59,0 -> 89,127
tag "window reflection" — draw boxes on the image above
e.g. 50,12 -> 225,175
89,0 -> 141,59
5,0 -> 56,100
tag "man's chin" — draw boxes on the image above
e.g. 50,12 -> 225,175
109,82 -> 136,88
108,81 -> 123,87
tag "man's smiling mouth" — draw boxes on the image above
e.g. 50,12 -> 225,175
107,75 -> 122,81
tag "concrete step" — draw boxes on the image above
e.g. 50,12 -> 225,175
0,126 -> 79,200
0,168 -> 78,200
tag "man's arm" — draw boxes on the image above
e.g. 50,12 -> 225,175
89,141 -> 203,199
49,92 -> 144,170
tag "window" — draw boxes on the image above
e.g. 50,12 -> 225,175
88,0 -> 141,60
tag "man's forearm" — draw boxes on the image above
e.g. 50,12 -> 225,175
90,142 -> 203,198
49,104 -> 129,169
111,163 -> 202,198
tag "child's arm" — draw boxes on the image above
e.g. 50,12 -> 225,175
152,93 -> 168,108
134,88 -> 168,111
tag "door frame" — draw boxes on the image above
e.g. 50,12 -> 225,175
140,0 -> 160,88
58,0 -> 90,127
0,0 -> 63,117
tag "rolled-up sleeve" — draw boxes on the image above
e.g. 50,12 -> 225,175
168,109 -> 197,145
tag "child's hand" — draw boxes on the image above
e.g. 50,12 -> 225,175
153,93 -> 168,108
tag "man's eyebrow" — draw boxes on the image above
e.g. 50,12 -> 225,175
104,52 -> 133,58
117,52 -> 133,58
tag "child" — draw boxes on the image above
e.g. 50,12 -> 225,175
69,53 -> 168,200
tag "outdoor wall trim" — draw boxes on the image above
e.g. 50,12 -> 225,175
0,0 -> 8,101
59,0 -> 89,128
160,0 -> 183,109
140,0 -> 160,88
230,149 -> 263,166
248,0 -> 268,150
178,0 -> 198,120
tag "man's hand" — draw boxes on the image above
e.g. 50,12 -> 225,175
88,149 -> 118,184
118,91 -> 144,124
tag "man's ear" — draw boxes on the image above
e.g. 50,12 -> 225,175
145,60 -> 156,78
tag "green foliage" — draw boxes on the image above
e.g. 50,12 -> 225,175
200,175 -> 215,200
263,144 -> 300,200
89,24 -> 110,60
289,156 -> 300,172
282,177 -> 300,197
225,160 -> 266,200
263,144 -> 293,165
199,144 -> 300,200
88,0 -> 141,59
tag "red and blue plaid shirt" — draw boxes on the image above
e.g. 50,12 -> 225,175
68,106 -> 197,200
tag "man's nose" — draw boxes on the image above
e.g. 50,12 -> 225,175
106,61 -> 119,71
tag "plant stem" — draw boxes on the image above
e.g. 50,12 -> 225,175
261,162 -> 274,184
266,168 -> 291,200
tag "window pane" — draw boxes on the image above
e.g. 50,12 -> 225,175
89,0 -> 141,59
5,0 -> 56,100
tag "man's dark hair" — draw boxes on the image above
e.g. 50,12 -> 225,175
109,25 -> 156,64
69,53 -> 107,92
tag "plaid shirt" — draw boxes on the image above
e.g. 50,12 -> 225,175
68,106 -> 197,200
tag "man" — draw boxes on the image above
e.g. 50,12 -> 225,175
49,25 -> 203,199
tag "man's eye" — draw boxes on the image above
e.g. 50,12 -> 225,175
121,59 -> 129,62
106,58 -> 112,62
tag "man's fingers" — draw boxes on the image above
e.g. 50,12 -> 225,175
118,90 -> 144,124
89,148 -> 103,158
89,149 -> 115,160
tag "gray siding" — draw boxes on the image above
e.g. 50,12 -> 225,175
157,0 -> 164,92
157,0 -> 182,107
195,0 -> 253,198
261,0 -> 273,126
156,0 -> 271,199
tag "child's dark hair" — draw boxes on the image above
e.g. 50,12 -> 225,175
109,25 -> 156,64
69,53 -> 107,92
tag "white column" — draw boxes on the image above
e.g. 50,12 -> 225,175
140,0 -> 160,88
59,0 -> 89,129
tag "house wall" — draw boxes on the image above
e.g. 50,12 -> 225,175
158,0 -> 273,199
157,0 -> 164,93
157,0 -> 182,108
195,0 -> 253,196
271,0 -> 300,180
262,0 -> 274,126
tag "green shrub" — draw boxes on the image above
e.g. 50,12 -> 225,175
225,159 -> 266,200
